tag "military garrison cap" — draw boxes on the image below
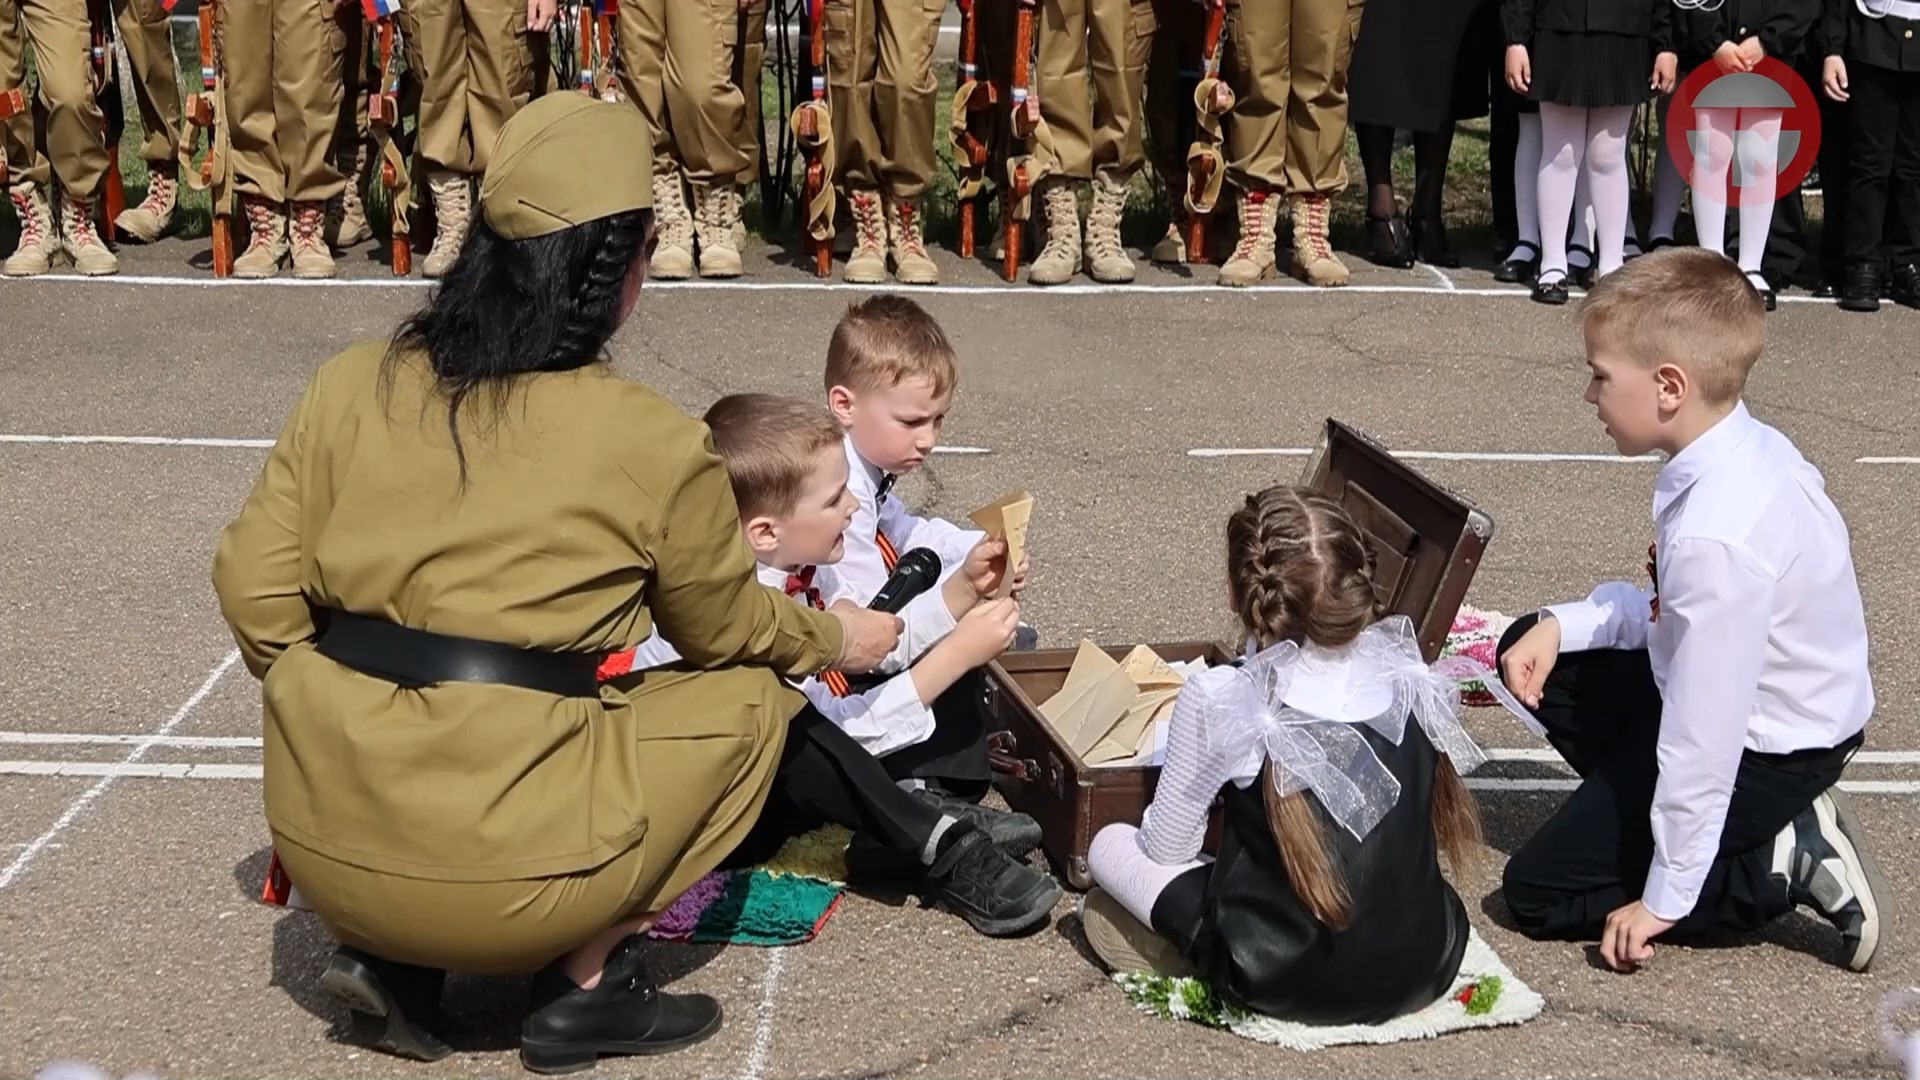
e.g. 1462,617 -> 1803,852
479,93 -> 654,240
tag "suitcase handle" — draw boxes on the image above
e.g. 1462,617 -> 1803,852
987,729 -> 1041,784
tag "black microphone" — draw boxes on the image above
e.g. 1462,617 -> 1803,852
867,547 -> 942,615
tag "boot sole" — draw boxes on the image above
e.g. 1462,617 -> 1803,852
318,951 -> 454,1062
518,1008 -> 724,1075
1819,788 -> 1890,972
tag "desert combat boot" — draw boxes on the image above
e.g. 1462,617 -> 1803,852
60,194 -> 118,275
887,196 -> 938,284
692,178 -> 743,278
4,181 -> 58,276
844,188 -> 887,283
1083,174 -> 1134,282
1288,193 -> 1348,287
115,161 -> 178,242
327,145 -> 373,250
1027,177 -> 1080,286
422,171 -> 471,279
1217,188 -> 1278,286
288,200 -> 336,278
234,194 -> 289,278
649,170 -> 695,280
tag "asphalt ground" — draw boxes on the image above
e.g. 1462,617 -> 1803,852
3,234 -> 1919,1080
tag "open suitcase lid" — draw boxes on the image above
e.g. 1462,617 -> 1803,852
1297,418 -> 1496,664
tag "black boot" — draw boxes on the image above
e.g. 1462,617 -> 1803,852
922,823 -> 1062,937
519,934 -> 723,1074
1838,262 -> 1883,312
319,945 -> 454,1062
1890,263 -> 1920,310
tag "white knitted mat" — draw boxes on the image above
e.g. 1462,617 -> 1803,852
1115,927 -> 1544,1050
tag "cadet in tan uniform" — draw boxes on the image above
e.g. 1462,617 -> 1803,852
1026,0 -> 1154,285
396,0 -> 550,277
1216,0 -> 1360,287
110,0 -> 187,243
615,0 -> 760,278
212,93 -> 903,1069
1,0 -> 117,276
826,0 -> 943,284
220,0 -> 349,277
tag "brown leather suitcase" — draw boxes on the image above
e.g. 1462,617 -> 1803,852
983,417 -> 1497,889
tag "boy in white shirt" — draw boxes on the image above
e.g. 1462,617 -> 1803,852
1498,247 -> 1888,973
821,294 -> 1036,802
603,393 -> 1060,936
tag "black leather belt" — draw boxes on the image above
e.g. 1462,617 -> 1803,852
314,609 -> 603,699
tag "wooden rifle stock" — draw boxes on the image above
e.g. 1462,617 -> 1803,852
0,86 -> 25,184
184,0 -> 232,276
798,0 -> 828,276
1184,0 -> 1228,264
952,0 -> 995,258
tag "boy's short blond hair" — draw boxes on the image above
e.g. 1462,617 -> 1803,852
702,393 -> 845,519
1579,247 -> 1765,405
823,294 -> 958,399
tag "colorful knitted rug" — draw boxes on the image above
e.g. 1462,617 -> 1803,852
1441,603 -> 1517,708
1115,927 -> 1544,1050
646,825 -> 852,946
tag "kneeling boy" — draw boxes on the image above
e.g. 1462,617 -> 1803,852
605,393 -> 1060,937
1497,248 -> 1888,973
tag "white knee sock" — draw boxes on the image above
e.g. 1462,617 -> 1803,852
1536,103 -> 1589,283
1586,105 -> 1635,276
1735,112 -> 1783,275
1691,107 -> 1737,255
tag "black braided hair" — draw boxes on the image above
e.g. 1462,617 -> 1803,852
381,207 -> 654,485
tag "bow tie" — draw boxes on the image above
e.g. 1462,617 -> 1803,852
876,473 -> 896,500
784,566 -> 817,597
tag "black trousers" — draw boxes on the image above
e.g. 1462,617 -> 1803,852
1845,62 -> 1920,268
872,669 -> 994,801
723,706 -> 946,870
1495,614 -> 1859,941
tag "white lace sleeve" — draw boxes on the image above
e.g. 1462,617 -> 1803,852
1138,665 -> 1257,866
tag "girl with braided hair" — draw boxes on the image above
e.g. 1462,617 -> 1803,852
1081,485 -> 1490,1025
213,94 -> 903,1071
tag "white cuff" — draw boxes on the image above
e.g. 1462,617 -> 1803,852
1640,863 -> 1698,924
1541,600 -> 1607,653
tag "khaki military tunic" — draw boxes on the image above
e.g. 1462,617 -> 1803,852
213,341 -> 842,974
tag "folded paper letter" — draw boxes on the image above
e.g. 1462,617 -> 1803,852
1038,641 -> 1192,766
968,490 -> 1033,597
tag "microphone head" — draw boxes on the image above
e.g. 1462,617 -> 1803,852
894,546 -> 941,581
867,547 -> 943,614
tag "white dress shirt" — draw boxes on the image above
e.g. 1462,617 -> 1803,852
835,434 -> 985,605
1543,402 -> 1873,922
621,560 -> 958,758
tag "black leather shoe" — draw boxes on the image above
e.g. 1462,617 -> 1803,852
1745,270 -> 1778,312
1366,212 -> 1414,268
1567,244 -> 1596,288
1409,215 -> 1460,268
1838,263 -> 1883,312
1890,263 -> 1920,310
1495,240 -> 1540,284
319,945 -> 454,1062
520,935 -> 722,1074
1531,270 -> 1570,306
923,823 -> 1062,937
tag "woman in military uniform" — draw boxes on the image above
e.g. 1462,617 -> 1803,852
212,92 -> 902,1072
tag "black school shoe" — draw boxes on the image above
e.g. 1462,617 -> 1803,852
519,934 -> 722,1074
913,788 -> 1044,857
924,823 -> 1063,937
1495,240 -> 1540,284
1774,789 -> 1891,972
1838,263 -> 1884,312
1531,270 -> 1570,306
319,945 -> 454,1062
1891,263 -> 1920,310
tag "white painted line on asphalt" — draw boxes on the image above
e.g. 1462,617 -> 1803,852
1423,264 -> 1458,292
0,650 -> 240,892
1859,457 -> 1920,465
0,732 -> 262,748
737,947 -> 790,1080
0,433 -> 994,456
6,272 -> 1876,303
1190,447 -> 1664,464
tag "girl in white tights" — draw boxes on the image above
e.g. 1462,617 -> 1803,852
1502,0 -> 1677,303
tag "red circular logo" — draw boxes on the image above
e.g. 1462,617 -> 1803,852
1664,56 -> 1822,209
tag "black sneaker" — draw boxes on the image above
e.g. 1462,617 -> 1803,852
319,945 -> 454,1062
912,788 -> 1044,858
1775,789 -> 1890,972
923,824 -> 1063,937
519,934 -> 722,1073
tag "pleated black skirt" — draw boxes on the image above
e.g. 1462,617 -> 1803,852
1526,30 -> 1655,110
